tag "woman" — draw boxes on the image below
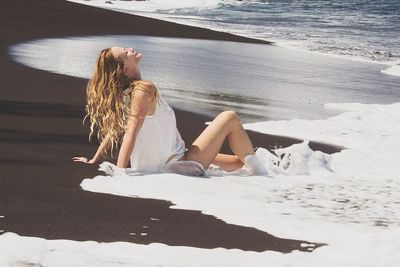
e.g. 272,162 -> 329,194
73,47 -> 267,176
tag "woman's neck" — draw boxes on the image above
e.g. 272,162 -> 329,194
130,69 -> 141,81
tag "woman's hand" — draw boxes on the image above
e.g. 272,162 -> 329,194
72,157 -> 96,164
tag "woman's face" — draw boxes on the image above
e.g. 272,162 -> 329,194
111,47 -> 142,79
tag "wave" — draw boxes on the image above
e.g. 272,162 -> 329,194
68,0 -> 225,13
68,0 -> 400,65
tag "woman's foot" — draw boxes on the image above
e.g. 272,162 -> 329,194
244,154 -> 268,175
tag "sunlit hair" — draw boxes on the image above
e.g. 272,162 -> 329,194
85,48 -> 131,156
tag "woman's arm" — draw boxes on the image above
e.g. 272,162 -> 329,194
90,134 -> 111,163
72,134 -> 110,164
116,81 -> 155,168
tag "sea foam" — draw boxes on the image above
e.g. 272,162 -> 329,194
72,101 -> 400,265
2,101 -> 400,266
382,65 -> 400,77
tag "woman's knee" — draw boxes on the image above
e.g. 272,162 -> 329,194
217,110 -> 240,124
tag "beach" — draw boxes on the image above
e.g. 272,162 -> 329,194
0,0 -> 338,253
1,0 -> 400,266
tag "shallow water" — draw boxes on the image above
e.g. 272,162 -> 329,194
9,35 -> 400,122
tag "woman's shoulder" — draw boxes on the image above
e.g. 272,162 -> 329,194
128,80 -> 159,115
131,80 -> 156,95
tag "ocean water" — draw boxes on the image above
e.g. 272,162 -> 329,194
68,0 -> 400,65
9,35 -> 400,122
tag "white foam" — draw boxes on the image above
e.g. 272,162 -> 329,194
0,232 -> 288,267
2,102 -> 399,266
381,65 -> 400,77
78,101 -> 400,265
277,41 -> 398,66
68,0 -> 222,13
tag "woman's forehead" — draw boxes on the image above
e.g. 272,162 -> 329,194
110,47 -> 124,60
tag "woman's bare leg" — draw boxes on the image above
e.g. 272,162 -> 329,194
184,111 -> 254,170
213,153 -> 244,172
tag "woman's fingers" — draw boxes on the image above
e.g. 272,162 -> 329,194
72,157 -> 88,163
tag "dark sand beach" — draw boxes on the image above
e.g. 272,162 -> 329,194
0,0 -> 340,253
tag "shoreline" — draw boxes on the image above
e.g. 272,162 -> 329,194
67,0 -> 400,72
0,0 -> 271,48
0,0 -> 340,252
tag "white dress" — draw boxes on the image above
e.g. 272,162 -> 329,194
123,88 -> 186,172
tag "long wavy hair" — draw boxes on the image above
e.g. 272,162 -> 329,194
85,48 -> 131,156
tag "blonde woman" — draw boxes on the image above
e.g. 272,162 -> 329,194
73,47 -> 267,176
